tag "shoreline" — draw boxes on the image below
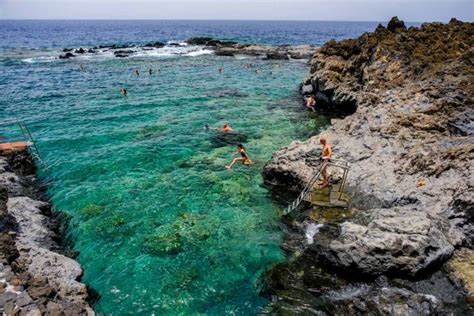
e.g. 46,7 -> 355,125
262,17 -> 473,313
1,17 -> 471,314
0,150 -> 94,315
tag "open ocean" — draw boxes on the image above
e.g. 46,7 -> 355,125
1,20 -> 390,315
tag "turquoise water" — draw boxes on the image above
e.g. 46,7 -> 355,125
1,51 -> 327,314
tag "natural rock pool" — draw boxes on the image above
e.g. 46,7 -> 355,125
1,51 -> 329,313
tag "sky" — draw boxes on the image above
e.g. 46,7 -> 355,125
0,0 -> 472,21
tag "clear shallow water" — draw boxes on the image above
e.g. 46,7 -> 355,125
1,20 -> 375,315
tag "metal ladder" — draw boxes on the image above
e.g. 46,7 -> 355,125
0,119 -> 44,164
284,158 -> 350,215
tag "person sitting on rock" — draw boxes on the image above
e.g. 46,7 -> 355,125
226,144 -> 254,169
306,95 -> 316,112
319,135 -> 332,188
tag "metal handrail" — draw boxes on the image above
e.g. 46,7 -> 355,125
284,158 -> 350,215
1,119 -> 44,164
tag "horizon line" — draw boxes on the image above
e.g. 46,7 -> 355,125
0,18 -> 431,23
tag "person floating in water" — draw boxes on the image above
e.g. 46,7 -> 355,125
319,135 -> 332,188
120,88 -> 128,96
306,95 -> 316,112
205,123 -> 233,133
226,144 -> 254,169
80,64 -> 85,71
219,67 -> 224,73
149,68 -> 153,75
135,70 -> 140,76
221,123 -> 233,132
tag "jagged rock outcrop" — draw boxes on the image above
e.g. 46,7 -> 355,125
309,207 -> 455,277
187,37 -> 316,60
262,17 -> 473,313
0,150 -> 94,315
59,38 -> 316,60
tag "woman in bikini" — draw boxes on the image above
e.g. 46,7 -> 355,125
225,144 -> 253,169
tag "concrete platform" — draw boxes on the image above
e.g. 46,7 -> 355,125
304,183 -> 350,208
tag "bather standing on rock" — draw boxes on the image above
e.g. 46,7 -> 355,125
306,95 -> 316,112
319,135 -> 332,188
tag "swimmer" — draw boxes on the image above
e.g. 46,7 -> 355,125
135,70 -> 140,76
318,135 -> 332,188
120,88 -> 128,96
149,68 -> 153,75
205,123 -> 234,133
306,95 -> 316,112
220,123 -> 233,133
219,67 -> 224,73
226,144 -> 254,169
80,64 -> 85,71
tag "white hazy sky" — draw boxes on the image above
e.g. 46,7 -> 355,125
0,0 -> 472,21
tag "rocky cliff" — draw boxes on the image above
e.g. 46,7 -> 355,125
0,150 -> 94,315
262,17 -> 473,313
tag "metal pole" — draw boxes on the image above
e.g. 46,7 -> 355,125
338,169 -> 348,200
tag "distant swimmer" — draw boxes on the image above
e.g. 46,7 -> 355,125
135,70 -> 140,76
221,123 -> 233,133
120,88 -> 128,96
219,67 -> 224,73
319,135 -> 332,188
306,95 -> 316,112
80,64 -> 85,71
205,123 -> 234,133
149,68 -> 153,75
157,68 -> 161,74
226,144 -> 254,169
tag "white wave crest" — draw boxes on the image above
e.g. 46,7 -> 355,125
20,44 -> 214,63
305,223 -> 323,245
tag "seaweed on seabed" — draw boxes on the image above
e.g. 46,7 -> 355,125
209,132 -> 248,147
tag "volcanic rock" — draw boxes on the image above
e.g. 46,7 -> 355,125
263,17 -> 473,313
